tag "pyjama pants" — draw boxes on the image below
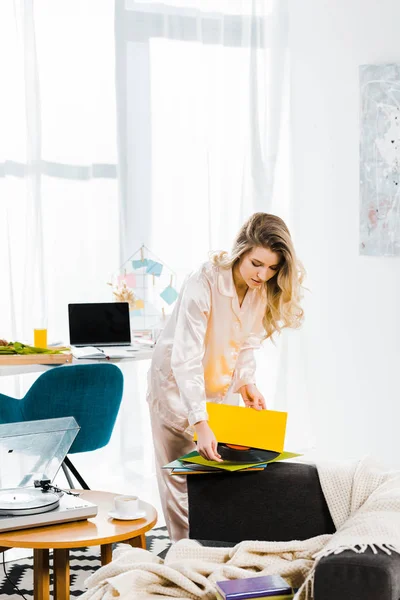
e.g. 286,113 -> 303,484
149,407 -> 196,542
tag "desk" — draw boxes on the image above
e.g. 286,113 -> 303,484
0,349 -> 153,377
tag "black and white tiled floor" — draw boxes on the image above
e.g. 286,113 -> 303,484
0,527 -> 171,599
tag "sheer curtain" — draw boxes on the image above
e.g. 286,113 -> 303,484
116,0 -> 289,267
0,0 -> 123,561
0,0 -> 119,350
115,0 -> 312,450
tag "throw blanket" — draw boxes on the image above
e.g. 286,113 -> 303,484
81,457 -> 400,600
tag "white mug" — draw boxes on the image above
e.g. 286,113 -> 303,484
114,495 -> 139,516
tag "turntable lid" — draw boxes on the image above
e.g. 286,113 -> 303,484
0,417 -> 80,490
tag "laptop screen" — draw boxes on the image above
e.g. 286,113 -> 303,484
68,302 -> 131,346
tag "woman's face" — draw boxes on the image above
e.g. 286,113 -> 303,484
238,247 -> 281,289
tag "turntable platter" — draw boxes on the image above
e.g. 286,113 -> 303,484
0,488 -> 60,516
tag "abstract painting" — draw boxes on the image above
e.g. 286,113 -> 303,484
360,64 -> 400,256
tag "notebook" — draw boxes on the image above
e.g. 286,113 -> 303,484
71,346 -> 132,359
216,575 -> 294,600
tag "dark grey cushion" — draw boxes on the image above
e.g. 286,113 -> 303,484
188,462 -> 335,543
315,548 -> 400,600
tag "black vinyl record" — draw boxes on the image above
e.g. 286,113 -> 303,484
217,443 -> 280,463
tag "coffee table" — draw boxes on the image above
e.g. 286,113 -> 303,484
0,490 -> 157,600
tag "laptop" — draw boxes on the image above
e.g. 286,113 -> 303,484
68,302 -> 132,348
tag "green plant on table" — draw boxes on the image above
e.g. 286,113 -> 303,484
0,341 -> 66,355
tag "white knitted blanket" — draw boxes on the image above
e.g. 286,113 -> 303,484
81,457 -> 400,600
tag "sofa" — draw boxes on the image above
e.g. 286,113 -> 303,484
187,462 -> 400,600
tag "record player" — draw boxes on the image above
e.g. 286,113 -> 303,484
0,417 -> 98,532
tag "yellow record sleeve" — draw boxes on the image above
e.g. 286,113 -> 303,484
193,402 -> 287,453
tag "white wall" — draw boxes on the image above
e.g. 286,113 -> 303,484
289,0 -> 400,466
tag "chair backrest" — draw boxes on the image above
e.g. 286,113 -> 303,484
21,364 -> 124,454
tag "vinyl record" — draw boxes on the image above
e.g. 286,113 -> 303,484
0,488 -> 60,516
217,443 -> 280,463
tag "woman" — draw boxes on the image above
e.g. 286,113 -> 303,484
147,213 -> 305,542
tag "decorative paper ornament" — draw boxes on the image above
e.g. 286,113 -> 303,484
146,260 -> 163,277
132,258 -> 148,270
160,285 -> 179,305
110,244 -> 179,334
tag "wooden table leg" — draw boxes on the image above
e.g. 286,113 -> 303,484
127,533 -> 146,549
53,548 -> 70,600
34,549 -> 50,600
101,543 -> 113,565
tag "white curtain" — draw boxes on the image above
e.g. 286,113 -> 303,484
0,0 -> 122,561
115,0 -> 312,451
116,0 -> 290,268
0,0 -> 120,348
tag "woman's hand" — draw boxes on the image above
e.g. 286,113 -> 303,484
239,384 -> 266,410
194,421 -> 222,462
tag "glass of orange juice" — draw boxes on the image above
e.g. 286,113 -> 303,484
34,318 -> 48,348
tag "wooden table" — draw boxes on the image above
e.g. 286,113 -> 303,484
0,490 -> 157,600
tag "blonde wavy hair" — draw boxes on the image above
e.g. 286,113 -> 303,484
212,213 -> 305,339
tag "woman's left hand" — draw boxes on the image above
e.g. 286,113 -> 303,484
239,384 -> 266,410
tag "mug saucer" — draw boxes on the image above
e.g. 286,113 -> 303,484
108,509 -> 146,521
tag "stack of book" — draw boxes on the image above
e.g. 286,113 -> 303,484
216,574 -> 295,600
163,449 -> 301,475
